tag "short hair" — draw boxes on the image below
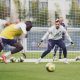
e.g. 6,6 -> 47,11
25,21 -> 32,27
55,19 -> 60,23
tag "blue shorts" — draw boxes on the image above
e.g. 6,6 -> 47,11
1,38 -> 17,46
47,39 -> 66,50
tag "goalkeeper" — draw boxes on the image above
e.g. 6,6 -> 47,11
0,21 -> 32,63
36,19 -> 73,64
53,18 -> 67,59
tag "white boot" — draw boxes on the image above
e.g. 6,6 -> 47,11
53,56 -> 57,61
35,57 -> 41,64
63,58 -> 69,64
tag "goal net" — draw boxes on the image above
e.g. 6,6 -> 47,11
0,0 -> 80,62
23,27 -> 80,62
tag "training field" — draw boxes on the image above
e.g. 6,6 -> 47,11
0,52 -> 80,80
0,62 -> 80,80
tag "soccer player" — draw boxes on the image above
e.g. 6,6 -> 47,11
53,18 -> 67,59
36,19 -> 73,64
0,21 -> 32,63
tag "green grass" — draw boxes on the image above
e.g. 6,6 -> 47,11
10,52 -> 80,59
0,62 -> 80,80
0,52 -> 80,80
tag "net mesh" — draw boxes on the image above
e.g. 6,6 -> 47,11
0,0 -> 80,61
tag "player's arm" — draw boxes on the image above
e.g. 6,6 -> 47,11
38,28 -> 51,47
20,23 -> 28,38
4,22 -> 12,27
63,29 -> 73,44
41,31 -> 50,41
0,19 -> 12,27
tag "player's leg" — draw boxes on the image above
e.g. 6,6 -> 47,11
53,45 -> 58,56
41,39 -> 55,58
0,39 -> 7,63
56,39 -> 67,58
36,39 -> 55,64
0,43 -> 3,51
59,48 -> 62,59
56,39 -> 68,63
59,36 -> 65,59
1,39 -> 23,63
11,42 -> 23,54
53,45 -> 58,61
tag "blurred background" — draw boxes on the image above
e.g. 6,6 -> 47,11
0,0 -> 80,27
0,0 -> 80,52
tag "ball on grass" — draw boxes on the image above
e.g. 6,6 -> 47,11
45,63 -> 55,72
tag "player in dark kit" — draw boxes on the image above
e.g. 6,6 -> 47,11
53,18 -> 67,60
36,19 -> 73,64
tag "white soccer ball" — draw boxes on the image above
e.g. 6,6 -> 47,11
45,63 -> 55,72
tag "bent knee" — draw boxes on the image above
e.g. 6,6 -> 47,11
19,46 -> 23,51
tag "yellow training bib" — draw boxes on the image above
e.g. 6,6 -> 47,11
0,24 -> 23,39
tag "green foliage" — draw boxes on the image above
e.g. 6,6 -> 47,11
30,0 -> 48,27
0,0 -> 9,19
55,3 -> 61,20
36,8 -> 48,26
14,0 -> 26,20
68,0 -> 80,27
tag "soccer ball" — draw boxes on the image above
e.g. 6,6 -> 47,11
45,63 -> 55,72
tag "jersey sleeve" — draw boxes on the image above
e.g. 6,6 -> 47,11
19,23 -> 27,34
63,28 -> 72,42
41,28 -> 51,41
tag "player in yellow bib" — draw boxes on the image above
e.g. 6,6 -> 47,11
0,24 -> 23,39
0,21 -> 32,63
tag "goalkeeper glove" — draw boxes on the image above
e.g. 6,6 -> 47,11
38,40 -> 43,47
71,42 -> 74,46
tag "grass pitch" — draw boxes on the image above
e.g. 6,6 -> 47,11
0,62 -> 80,80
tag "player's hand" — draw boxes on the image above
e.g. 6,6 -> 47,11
71,42 -> 74,46
38,40 -> 43,47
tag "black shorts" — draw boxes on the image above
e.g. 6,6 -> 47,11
1,38 -> 17,46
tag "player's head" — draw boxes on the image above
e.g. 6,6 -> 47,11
25,21 -> 32,31
55,19 -> 60,29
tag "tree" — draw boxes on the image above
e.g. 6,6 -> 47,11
55,3 -> 61,20
0,0 -> 9,19
14,0 -> 27,20
68,0 -> 80,27
30,0 -> 48,27
36,8 -> 48,27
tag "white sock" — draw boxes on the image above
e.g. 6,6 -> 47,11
5,51 -> 11,57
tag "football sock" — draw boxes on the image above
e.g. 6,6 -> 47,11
5,51 -> 11,57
